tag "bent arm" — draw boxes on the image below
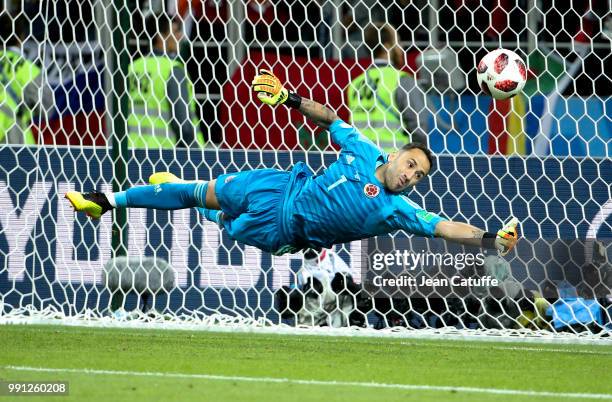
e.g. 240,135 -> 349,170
252,70 -> 339,130
297,97 -> 340,131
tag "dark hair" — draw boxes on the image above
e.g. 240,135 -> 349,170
0,13 -> 25,47
401,142 -> 435,172
145,14 -> 175,46
364,23 -> 396,57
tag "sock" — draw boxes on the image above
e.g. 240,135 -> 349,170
196,207 -> 222,224
105,192 -> 117,207
113,181 -> 208,209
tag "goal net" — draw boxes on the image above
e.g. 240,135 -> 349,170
0,0 -> 610,342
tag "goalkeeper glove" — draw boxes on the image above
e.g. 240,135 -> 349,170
252,69 -> 288,106
251,69 -> 304,108
496,217 -> 519,256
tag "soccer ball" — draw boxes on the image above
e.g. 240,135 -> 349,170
477,49 -> 527,100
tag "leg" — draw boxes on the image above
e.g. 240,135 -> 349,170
113,181 -> 208,209
148,172 -> 220,209
65,173 -> 219,219
149,172 -> 222,223
196,207 -> 222,224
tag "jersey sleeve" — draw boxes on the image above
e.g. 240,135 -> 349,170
394,195 -> 446,237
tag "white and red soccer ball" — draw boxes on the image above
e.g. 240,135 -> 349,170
477,49 -> 527,100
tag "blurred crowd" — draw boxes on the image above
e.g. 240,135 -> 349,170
0,0 -> 609,147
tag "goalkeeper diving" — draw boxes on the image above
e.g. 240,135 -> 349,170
65,70 -> 519,256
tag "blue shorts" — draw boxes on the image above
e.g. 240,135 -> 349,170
214,169 -> 291,253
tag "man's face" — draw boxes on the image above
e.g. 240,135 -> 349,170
384,148 -> 431,193
164,21 -> 183,53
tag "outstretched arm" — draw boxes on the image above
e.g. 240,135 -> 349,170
395,199 -> 518,256
297,97 -> 340,130
251,69 -> 340,130
435,219 -> 519,256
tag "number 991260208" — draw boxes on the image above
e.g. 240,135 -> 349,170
0,381 -> 69,396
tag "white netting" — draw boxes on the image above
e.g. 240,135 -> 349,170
0,0 -> 611,342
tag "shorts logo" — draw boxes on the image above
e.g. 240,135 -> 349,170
364,183 -> 380,198
224,175 -> 236,184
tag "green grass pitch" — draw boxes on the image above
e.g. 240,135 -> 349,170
0,325 -> 611,401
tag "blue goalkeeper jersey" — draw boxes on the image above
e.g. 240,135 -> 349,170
280,120 -> 445,250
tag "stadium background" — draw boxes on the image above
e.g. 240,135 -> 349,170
1,2 -> 611,400
17,0 -> 610,156
0,0 -> 611,332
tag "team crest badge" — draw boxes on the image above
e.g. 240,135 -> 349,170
364,183 -> 380,198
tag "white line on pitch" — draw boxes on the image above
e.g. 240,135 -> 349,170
4,365 -> 612,400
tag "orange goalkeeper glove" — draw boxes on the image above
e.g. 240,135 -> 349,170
251,69 -> 289,107
496,217 -> 519,256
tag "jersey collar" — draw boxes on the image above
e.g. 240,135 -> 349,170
375,152 -> 388,169
373,58 -> 392,67
6,46 -> 23,56
152,49 -> 178,58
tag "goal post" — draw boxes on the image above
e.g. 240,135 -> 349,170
109,0 -> 131,259
0,0 -> 610,343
